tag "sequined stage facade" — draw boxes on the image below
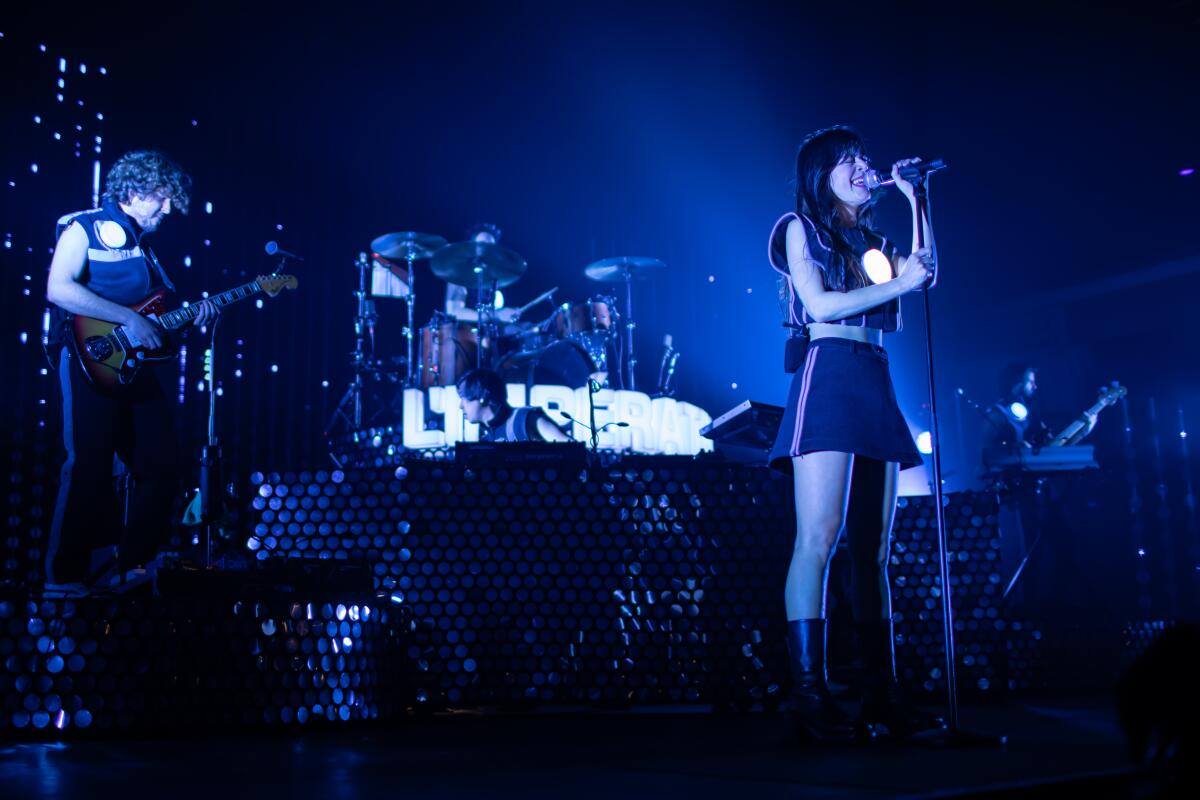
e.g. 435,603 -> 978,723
245,458 -> 1034,709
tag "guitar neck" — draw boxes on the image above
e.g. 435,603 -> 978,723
158,281 -> 262,329
1048,394 -> 1123,447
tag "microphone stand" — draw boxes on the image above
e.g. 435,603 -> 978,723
912,174 -> 1005,748
563,380 -> 627,453
198,317 -> 223,569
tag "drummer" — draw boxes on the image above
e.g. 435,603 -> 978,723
445,223 -> 520,324
457,368 -> 571,443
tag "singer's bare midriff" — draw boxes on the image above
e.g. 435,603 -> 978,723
807,322 -> 884,347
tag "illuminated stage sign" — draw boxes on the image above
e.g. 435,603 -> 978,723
401,386 -> 714,455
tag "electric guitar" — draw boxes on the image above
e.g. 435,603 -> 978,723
70,273 -> 298,389
1046,383 -> 1127,447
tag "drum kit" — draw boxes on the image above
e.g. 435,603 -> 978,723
326,230 -> 666,434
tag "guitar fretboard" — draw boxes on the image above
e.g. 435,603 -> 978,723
159,281 -> 261,329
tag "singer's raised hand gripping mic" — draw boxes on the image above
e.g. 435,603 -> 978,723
862,159 -> 947,190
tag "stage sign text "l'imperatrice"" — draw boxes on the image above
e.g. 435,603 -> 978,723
401,385 -> 715,455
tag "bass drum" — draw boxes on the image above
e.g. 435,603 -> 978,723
499,340 -> 597,389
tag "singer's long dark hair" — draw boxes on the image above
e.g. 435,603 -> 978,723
793,125 -> 881,291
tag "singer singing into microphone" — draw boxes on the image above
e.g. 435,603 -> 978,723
766,125 -> 942,742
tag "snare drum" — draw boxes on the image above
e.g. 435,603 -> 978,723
550,297 -> 616,338
418,314 -> 478,388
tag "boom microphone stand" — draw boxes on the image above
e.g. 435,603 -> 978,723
911,168 -> 1005,747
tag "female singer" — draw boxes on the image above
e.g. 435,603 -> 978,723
767,125 -> 941,742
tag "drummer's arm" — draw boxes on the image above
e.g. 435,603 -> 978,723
536,415 -> 572,442
446,283 -> 478,321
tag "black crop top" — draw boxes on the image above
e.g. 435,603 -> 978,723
768,212 -> 902,332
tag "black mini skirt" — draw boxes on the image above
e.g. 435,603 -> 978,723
768,337 -> 923,474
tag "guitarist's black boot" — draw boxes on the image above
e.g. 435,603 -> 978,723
857,618 -> 946,738
785,619 -> 861,743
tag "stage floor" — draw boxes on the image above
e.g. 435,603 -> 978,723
1,697 -> 1135,799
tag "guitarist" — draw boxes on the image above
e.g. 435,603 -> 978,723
43,151 -> 218,597
981,364 -> 1051,454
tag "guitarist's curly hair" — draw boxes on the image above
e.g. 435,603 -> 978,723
102,151 -> 192,214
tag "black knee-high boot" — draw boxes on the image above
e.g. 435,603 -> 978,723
857,618 -> 945,737
786,619 -> 860,742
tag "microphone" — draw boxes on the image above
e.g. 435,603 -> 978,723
862,159 -> 948,190
265,241 -> 304,261
656,334 -> 676,396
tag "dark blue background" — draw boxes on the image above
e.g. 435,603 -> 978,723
3,1 -> 1197,493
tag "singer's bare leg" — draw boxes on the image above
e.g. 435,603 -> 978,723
784,451 -> 853,620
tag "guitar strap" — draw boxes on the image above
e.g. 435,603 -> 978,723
142,244 -> 176,292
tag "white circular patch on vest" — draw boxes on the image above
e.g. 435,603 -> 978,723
862,248 -> 892,284
96,220 -> 127,249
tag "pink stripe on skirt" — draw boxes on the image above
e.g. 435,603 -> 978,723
790,345 -> 820,454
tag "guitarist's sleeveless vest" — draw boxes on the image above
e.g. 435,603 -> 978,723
47,202 -> 174,348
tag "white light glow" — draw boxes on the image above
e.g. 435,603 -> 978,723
1009,402 -> 1029,421
917,431 -> 933,454
863,248 -> 893,284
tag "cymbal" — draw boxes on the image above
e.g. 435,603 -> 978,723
584,256 -> 666,283
370,231 -> 448,261
431,241 -> 527,288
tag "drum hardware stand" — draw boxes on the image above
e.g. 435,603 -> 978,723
472,266 -> 500,370
623,269 -> 637,391
325,253 -> 378,436
403,249 -> 419,387
909,166 -> 1005,748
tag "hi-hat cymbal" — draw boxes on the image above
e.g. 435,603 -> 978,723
584,256 -> 667,283
431,241 -> 527,288
370,231 -> 448,261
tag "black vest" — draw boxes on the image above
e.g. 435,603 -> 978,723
47,202 -> 174,346
483,406 -> 544,442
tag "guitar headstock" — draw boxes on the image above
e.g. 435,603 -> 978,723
256,274 -> 299,297
1097,383 -> 1127,407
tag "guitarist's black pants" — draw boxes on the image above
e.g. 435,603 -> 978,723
47,349 -> 180,584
